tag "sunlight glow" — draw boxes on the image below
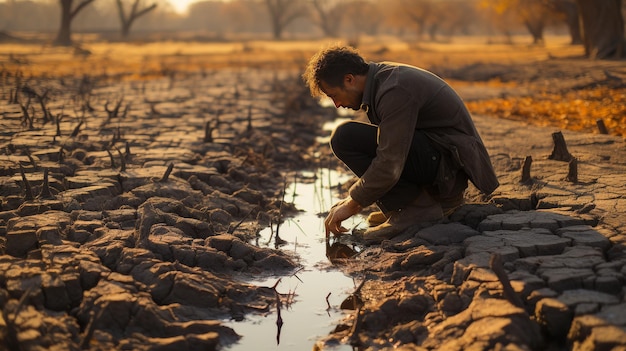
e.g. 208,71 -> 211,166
169,0 -> 199,14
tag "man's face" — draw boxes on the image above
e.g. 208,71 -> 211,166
320,74 -> 363,111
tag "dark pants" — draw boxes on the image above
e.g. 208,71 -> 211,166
330,121 -> 440,212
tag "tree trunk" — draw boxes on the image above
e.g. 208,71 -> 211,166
53,0 -> 95,46
576,0 -> 625,59
54,0 -> 73,46
524,20 -> 545,45
116,0 -> 157,39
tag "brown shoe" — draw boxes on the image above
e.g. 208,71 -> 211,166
366,211 -> 387,227
362,198 -> 443,244
441,193 -> 465,217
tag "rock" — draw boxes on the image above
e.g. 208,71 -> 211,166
557,289 -> 620,308
568,314 -> 626,351
400,246 -> 446,269
535,298 -> 573,340
41,272 -> 71,311
416,222 -> 479,245
556,225 -> 611,251
5,229 -> 38,257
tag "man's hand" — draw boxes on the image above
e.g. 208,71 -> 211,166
325,197 -> 362,237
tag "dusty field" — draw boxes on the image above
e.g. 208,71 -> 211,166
3,35 -> 625,136
1,35 -> 626,351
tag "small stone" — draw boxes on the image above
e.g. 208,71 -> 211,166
535,298 -> 573,339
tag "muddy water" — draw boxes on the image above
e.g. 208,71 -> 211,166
224,169 -> 364,351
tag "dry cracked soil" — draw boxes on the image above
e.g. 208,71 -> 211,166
1,37 -> 626,351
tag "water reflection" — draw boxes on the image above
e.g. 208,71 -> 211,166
326,240 -> 358,264
223,169 -> 364,351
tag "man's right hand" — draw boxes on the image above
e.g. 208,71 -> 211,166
324,197 -> 362,237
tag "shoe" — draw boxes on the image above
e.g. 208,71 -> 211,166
366,211 -> 387,226
441,193 -> 465,217
362,192 -> 443,244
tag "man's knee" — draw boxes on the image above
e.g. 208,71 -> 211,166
330,121 -> 356,144
329,120 -> 359,153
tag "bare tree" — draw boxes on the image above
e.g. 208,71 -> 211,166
343,0 -> 382,37
519,0 -> 551,44
116,0 -> 158,38
54,0 -> 96,46
310,0 -> 345,37
391,0 -> 434,40
264,0 -> 307,39
546,0 -> 582,44
576,0 -> 625,59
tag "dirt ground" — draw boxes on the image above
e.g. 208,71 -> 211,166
1,35 -> 625,350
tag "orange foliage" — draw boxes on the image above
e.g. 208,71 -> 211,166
466,87 -> 626,136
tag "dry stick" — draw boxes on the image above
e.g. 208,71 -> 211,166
596,119 -> 609,134
204,120 -> 214,142
520,155 -> 533,183
347,279 -> 367,344
25,150 -> 37,170
58,146 -> 65,163
38,168 -> 53,199
4,286 -> 36,351
115,126 -> 122,141
274,178 -> 288,246
19,163 -> 34,201
158,162 -> 174,182
489,253 -> 525,310
105,98 -> 123,119
114,146 -> 126,172
246,105 -> 253,132
548,131 -> 573,162
55,113 -> 62,137
70,120 -> 83,137
566,157 -> 578,183
121,102 -> 130,118
325,292 -> 332,310
80,302 -> 107,349
270,279 -> 284,345
106,149 -> 117,169
227,207 -> 256,234
19,97 -> 32,129
35,89 -> 51,124
124,142 -> 132,160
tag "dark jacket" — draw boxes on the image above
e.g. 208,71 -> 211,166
349,62 -> 499,207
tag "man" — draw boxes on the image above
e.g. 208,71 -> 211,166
302,45 -> 499,243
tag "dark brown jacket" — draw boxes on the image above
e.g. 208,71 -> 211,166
349,62 -> 499,207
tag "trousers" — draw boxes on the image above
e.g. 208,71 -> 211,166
329,120 -> 441,212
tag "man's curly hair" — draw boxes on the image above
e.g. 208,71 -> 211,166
302,45 -> 369,98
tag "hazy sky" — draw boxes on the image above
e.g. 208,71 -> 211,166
170,0 -> 198,14
0,0 -> 201,15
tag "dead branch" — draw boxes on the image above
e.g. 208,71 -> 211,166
114,146 -> 126,172
566,157 -> 578,183
38,168 -> 54,199
158,162 -> 174,182
70,120 -> 83,137
489,253 -> 525,310
204,121 -> 214,143
80,302 -> 107,349
19,163 -> 34,201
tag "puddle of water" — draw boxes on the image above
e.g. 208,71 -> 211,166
223,169 -> 365,351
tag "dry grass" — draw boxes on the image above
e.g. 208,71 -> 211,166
2,34 -> 624,136
0,35 -> 579,77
